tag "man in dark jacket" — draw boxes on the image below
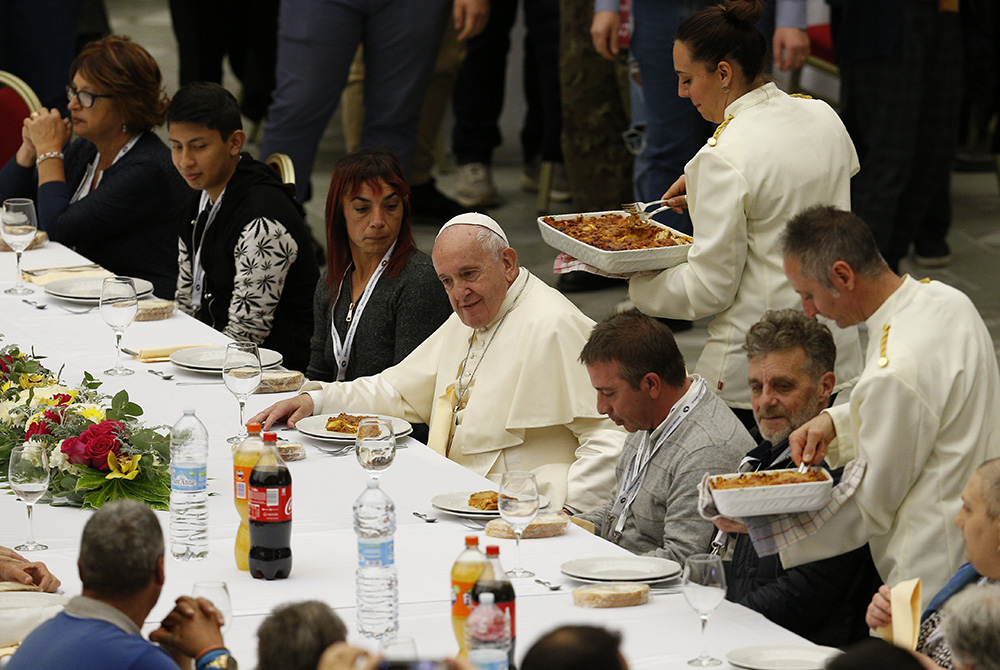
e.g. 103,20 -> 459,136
168,82 -> 318,371
715,309 -> 880,647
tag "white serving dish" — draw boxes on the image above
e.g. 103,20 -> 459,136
709,468 -> 833,517
537,210 -> 692,274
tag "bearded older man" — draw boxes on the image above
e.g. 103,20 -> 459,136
254,213 -> 625,512
715,309 -> 880,647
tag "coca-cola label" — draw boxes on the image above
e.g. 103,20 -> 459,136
171,465 -> 206,492
248,485 -> 291,522
357,538 -> 394,567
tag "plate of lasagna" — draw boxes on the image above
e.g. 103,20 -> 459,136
537,210 -> 693,274
708,468 -> 833,517
431,490 -> 551,518
296,412 -> 412,443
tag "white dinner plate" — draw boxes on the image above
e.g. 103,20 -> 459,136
560,556 -> 681,583
726,645 -> 841,670
169,345 -> 283,372
44,276 -> 154,303
296,413 -> 413,443
430,491 -> 551,518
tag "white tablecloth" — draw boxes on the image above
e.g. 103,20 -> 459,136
0,243 -> 810,668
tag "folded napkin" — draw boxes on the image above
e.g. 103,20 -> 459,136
0,644 -> 17,658
552,252 -> 630,279
876,578 -> 922,650
128,344 -> 213,363
568,516 -> 596,533
22,267 -> 111,286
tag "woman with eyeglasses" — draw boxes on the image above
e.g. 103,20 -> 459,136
0,35 -> 187,298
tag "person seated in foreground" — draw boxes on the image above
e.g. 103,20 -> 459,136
256,600 -> 346,670
826,639 -> 930,670
168,82 -> 318,371
865,458 -> 1000,669
0,545 -> 60,592
577,310 -> 752,560
254,213 -> 625,513
942,582 -> 1000,670
521,625 -> 629,670
7,500 -> 234,670
316,645 -> 472,670
715,309 -> 880,646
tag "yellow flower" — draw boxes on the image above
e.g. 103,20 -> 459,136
106,453 -> 142,480
74,405 -> 104,422
1,381 -> 10,393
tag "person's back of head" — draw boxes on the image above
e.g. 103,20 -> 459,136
256,600 -> 347,670
79,500 -> 163,598
781,205 -> 889,289
167,81 -> 243,141
944,582 -> 1000,670
825,639 -> 924,670
521,625 -> 627,670
580,310 -> 686,390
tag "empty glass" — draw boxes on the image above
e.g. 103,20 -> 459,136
223,342 -> 262,444
192,581 -> 232,632
2,198 -> 38,295
8,442 -> 50,551
498,471 -> 539,578
100,277 -> 138,376
355,417 -> 395,479
682,553 -> 727,666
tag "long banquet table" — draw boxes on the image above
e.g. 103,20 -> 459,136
0,243 -> 812,668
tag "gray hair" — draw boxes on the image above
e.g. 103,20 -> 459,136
256,601 -> 347,670
743,309 -> 836,381
79,500 -> 163,596
475,225 -> 509,261
943,583 -> 1000,670
781,205 -> 889,289
976,457 -> 1000,519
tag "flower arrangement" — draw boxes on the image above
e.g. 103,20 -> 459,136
0,341 -> 170,510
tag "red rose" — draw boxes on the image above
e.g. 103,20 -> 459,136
25,421 -> 51,439
52,393 -> 72,406
0,355 -> 12,373
61,437 -> 89,465
79,420 -> 124,471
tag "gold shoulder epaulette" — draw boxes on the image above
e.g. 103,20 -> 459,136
877,323 -> 890,368
707,114 -> 734,147
789,93 -> 813,99
919,277 -> 931,284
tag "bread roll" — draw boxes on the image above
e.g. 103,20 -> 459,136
135,300 -> 175,322
572,583 -> 649,608
277,441 -> 306,462
485,514 -> 569,539
254,371 -> 304,394
0,230 -> 47,252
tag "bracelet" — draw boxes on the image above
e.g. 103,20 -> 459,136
195,645 -> 227,661
35,151 -> 64,167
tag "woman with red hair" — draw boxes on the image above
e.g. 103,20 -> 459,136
307,147 -> 450,384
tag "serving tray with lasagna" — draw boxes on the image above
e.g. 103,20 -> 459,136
708,468 -> 833,517
537,210 -> 693,274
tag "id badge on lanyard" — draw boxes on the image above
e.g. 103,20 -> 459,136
330,242 -> 396,381
191,190 -> 225,311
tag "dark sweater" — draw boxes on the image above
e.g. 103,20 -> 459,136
727,439 -> 881,647
0,132 -> 186,298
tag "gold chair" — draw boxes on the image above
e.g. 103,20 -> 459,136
265,152 -> 296,186
0,70 -> 43,113
0,71 -> 43,165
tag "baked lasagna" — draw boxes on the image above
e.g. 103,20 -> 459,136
541,212 -> 692,252
710,469 -> 828,490
324,412 -> 376,434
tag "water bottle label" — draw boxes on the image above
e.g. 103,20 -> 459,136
468,649 -> 508,670
249,485 -> 292,522
357,539 -> 394,567
171,465 -> 206,491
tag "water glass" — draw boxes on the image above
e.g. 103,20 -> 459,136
223,342 -> 262,444
499,471 -> 539,578
379,636 -> 418,660
682,553 -> 727,666
355,417 -> 395,479
100,277 -> 138,376
8,442 -> 50,551
2,198 -> 38,295
192,581 -> 232,632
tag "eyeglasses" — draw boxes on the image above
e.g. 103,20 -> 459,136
66,85 -> 113,108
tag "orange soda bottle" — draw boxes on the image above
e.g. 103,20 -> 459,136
232,423 -> 264,570
451,535 -> 487,657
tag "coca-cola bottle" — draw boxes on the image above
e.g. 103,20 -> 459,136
472,545 -> 516,669
248,432 -> 292,579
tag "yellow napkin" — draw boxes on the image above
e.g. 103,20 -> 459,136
876,577 -> 922,650
129,344 -> 213,363
568,516 -> 596,533
0,643 -> 17,658
22,267 -> 111,286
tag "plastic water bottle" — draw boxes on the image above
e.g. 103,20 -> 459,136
353,480 -> 398,639
169,408 -> 209,560
465,592 -> 511,670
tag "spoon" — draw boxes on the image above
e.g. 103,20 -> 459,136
412,511 -> 438,523
534,578 -> 562,591
148,369 -> 174,381
21,299 -> 46,310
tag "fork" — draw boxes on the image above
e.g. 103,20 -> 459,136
21,299 -> 46,310
459,518 -> 485,530
621,199 -> 671,220
148,369 -> 174,381
57,304 -> 97,315
534,578 -> 562,591
412,511 -> 438,523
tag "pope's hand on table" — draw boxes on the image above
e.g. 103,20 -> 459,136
453,0 -> 489,41
590,11 -> 621,60
25,108 -> 71,155
788,412 -> 835,467
150,595 -> 224,659
712,517 -> 748,534
865,583 -> 892,629
661,175 -> 688,213
250,393 -> 314,431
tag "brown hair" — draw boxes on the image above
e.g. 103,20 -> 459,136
70,35 -> 168,133
675,0 -> 767,82
580,310 -> 687,390
323,147 -> 415,291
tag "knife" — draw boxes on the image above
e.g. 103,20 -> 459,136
22,264 -> 102,276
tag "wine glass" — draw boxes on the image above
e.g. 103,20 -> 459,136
379,636 -> 417,660
223,342 -> 262,444
192,581 -> 232,632
2,198 -> 38,295
100,276 -> 138,376
8,442 -> 50,551
355,417 -> 395,479
682,553 -> 727,666
498,471 -> 539,578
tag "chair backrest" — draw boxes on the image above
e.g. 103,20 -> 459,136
265,152 -> 296,186
0,71 -> 42,166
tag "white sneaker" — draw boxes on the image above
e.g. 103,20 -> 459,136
454,163 -> 500,208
